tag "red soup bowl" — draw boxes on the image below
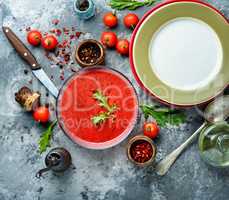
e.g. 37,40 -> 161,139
57,66 -> 139,149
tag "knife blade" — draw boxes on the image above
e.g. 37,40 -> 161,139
2,26 -> 59,98
32,69 -> 59,98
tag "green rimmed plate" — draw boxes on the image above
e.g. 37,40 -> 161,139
130,0 -> 229,107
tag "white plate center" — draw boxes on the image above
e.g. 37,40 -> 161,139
149,18 -> 222,90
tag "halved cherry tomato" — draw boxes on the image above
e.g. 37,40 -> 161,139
103,12 -> 118,28
123,13 -> 139,29
27,30 -> 42,46
116,39 -> 129,56
143,122 -> 160,139
101,32 -> 118,48
42,35 -> 58,51
33,106 -> 50,123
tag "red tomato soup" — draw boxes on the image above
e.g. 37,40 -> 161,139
57,67 -> 138,148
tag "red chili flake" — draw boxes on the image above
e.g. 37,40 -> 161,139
56,29 -> 62,36
50,29 -> 56,34
58,44 -> 64,48
75,32 -> 82,38
70,35 -> 75,40
130,140 -> 153,163
64,54 -> 70,63
26,27 -> 31,32
63,27 -> 70,35
52,19 -> 60,26
60,74 -> 65,80
62,40 -> 69,48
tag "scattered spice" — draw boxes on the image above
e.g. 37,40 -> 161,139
52,19 -> 60,26
63,27 -> 70,35
25,19 -> 83,80
76,32 -> 82,38
64,54 -> 70,62
130,140 -> 153,163
50,29 -> 56,34
60,74 -> 65,80
56,29 -> 62,36
24,69 -> 29,75
26,27 -> 31,32
78,43 -> 101,64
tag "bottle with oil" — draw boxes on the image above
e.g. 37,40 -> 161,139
199,122 -> 229,167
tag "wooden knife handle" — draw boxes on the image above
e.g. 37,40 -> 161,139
2,26 -> 40,70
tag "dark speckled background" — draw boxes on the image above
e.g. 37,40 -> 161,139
0,0 -> 229,199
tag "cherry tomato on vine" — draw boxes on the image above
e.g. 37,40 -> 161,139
143,122 -> 160,139
42,35 -> 58,51
103,12 -> 118,28
27,30 -> 42,46
33,106 -> 50,123
101,32 -> 118,48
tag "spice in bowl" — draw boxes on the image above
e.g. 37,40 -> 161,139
74,0 -> 95,20
127,135 -> 156,166
75,39 -> 105,67
79,43 -> 100,64
76,0 -> 89,11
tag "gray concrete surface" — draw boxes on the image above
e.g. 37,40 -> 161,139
0,0 -> 229,199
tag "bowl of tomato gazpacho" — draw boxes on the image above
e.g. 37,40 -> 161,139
57,67 -> 138,149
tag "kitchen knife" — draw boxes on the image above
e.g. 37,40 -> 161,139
2,26 -> 59,98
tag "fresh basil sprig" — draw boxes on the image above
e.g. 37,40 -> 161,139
39,120 -> 57,154
140,104 -> 186,127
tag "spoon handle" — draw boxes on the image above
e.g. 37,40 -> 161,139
155,122 -> 207,176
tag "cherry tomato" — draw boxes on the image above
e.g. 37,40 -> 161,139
143,122 -> 160,139
33,106 -> 50,123
42,35 -> 58,51
27,30 -> 42,46
101,32 -> 118,48
123,13 -> 139,29
103,12 -> 118,28
116,39 -> 129,56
